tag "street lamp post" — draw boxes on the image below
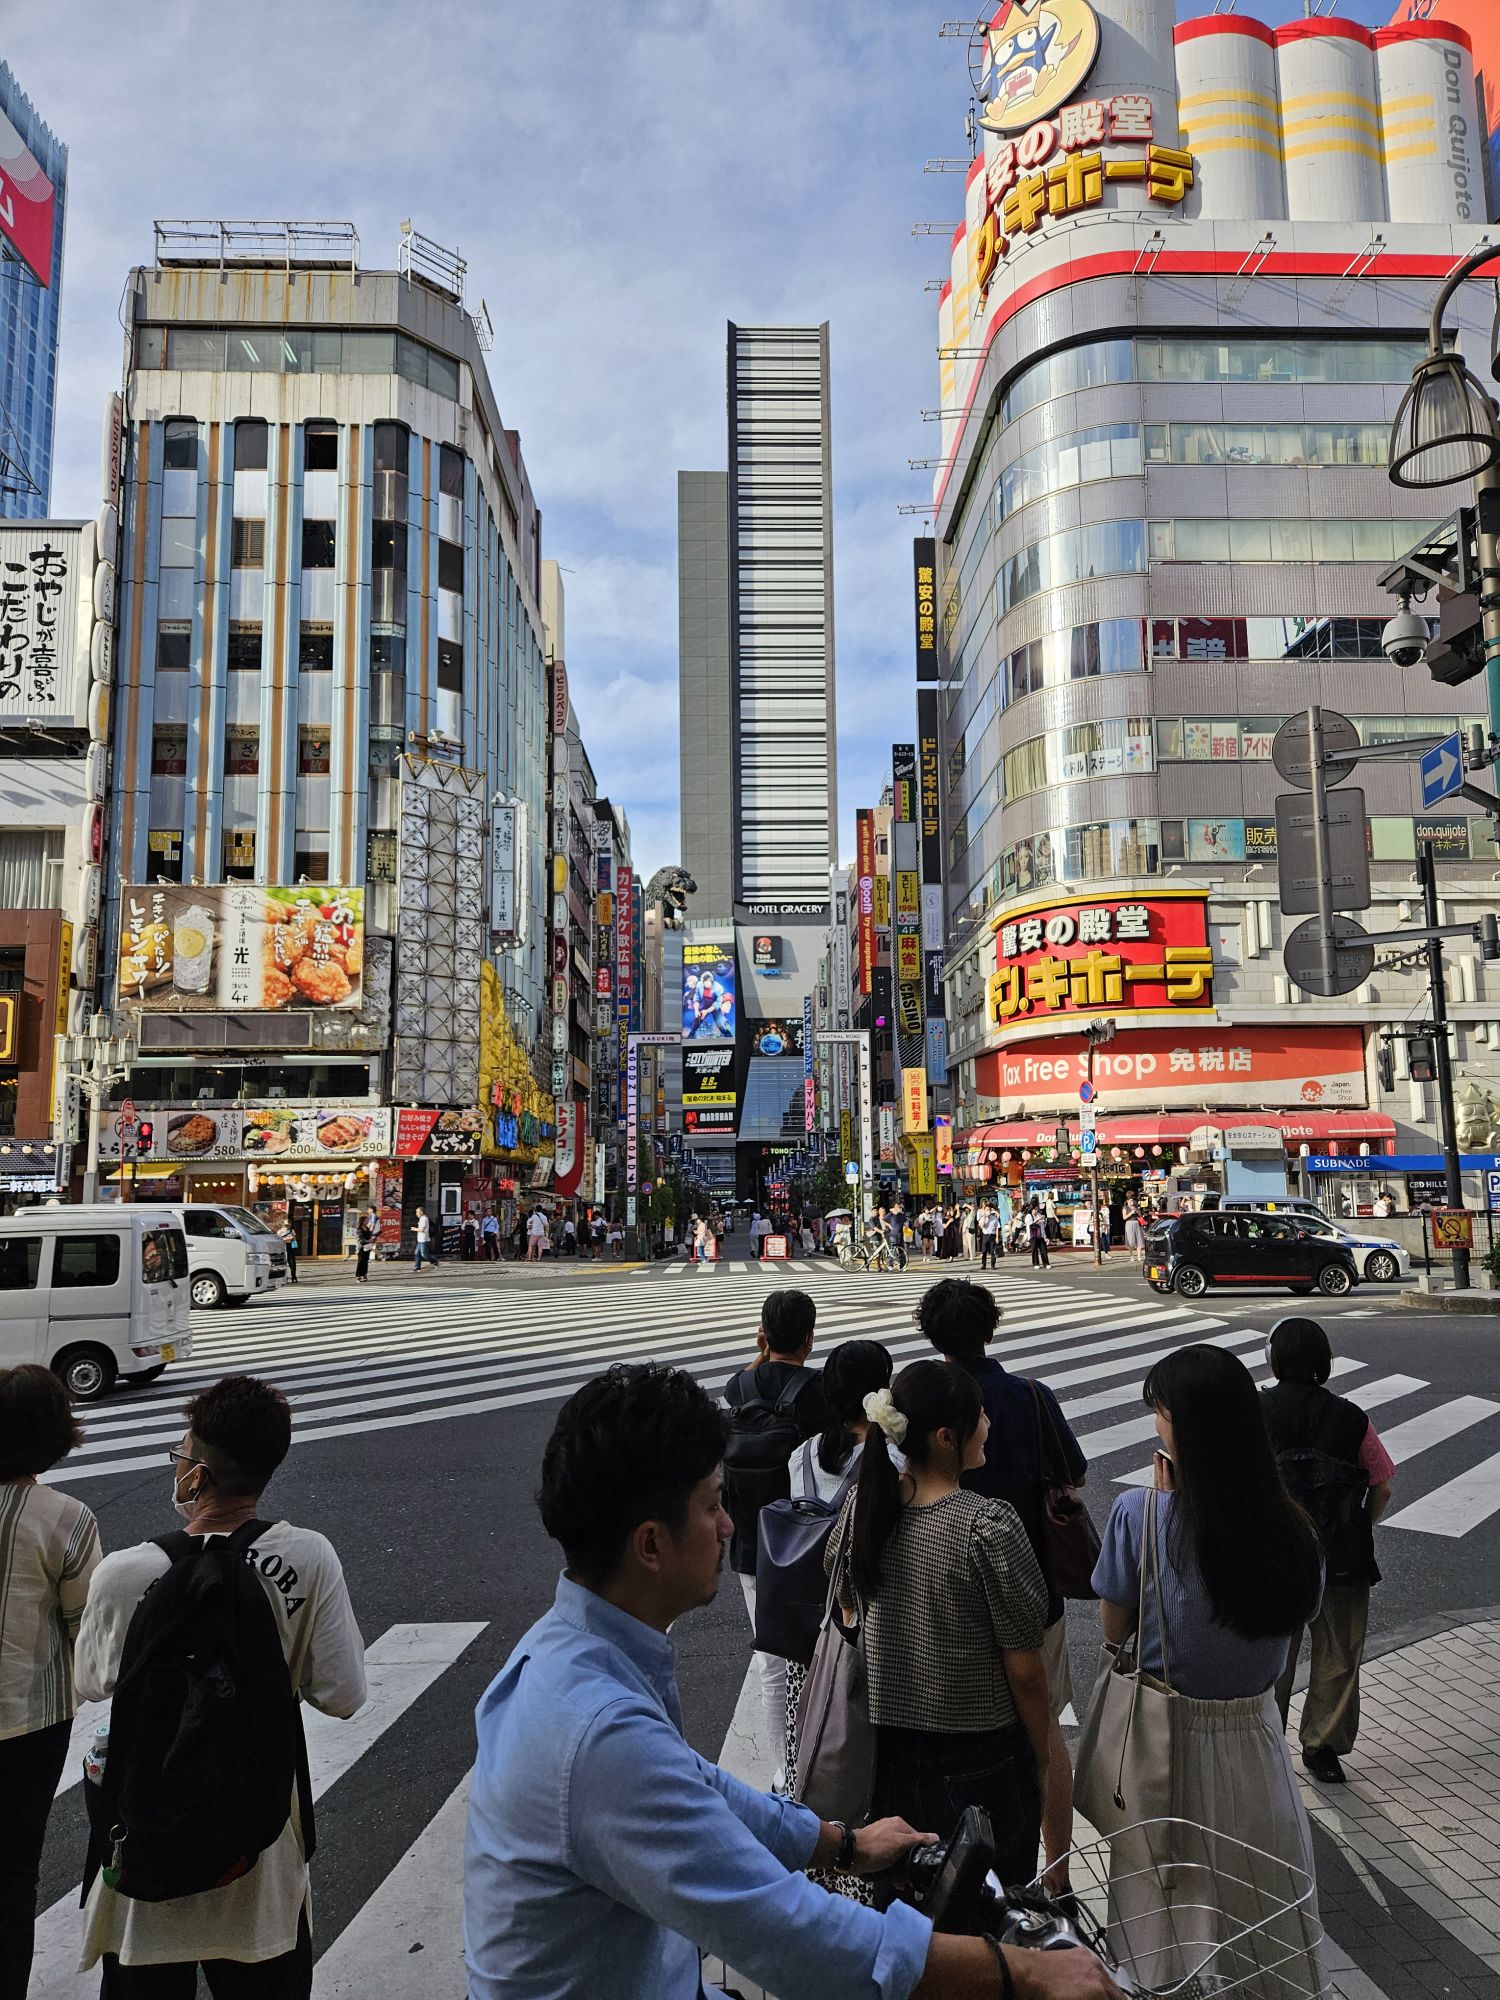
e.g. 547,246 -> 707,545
1388,243 -> 1500,732
57,1014 -> 138,1204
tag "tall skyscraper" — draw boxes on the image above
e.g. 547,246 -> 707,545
674,323 -> 839,1200
0,63 -> 67,516
677,322 -> 837,915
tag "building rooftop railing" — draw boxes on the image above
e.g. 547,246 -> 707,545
153,220 -> 361,275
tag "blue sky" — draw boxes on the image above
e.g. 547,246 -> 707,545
19,0 -> 1395,883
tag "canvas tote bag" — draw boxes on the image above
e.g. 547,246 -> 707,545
792,1552 -> 876,1824
1073,1490 -> 1179,1834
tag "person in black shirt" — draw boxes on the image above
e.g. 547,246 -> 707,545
918,1276 -> 1087,1884
722,1290 -> 831,1788
1262,1317 -> 1396,1784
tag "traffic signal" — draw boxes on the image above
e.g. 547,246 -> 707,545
1407,1036 -> 1437,1084
136,1120 -> 155,1153
1481,914 -> 1500,962
1376,1040 -> 1395,1093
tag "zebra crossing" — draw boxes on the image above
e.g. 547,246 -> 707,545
25,1265 -> 1500,1995
41,1263 -> 1500,1540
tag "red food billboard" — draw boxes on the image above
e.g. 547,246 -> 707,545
0,108 -> 55,287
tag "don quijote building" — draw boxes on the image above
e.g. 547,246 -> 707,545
91,221 -> 556,1257
933,1 -> 1500,1235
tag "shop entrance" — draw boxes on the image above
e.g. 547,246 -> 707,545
289,1196 -> 345,1259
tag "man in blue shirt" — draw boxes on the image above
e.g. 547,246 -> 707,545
918,1279 -> 1089,1894
464,1362 -> 1121,2000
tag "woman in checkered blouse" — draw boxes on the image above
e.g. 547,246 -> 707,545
825,1359 -> 1052,1895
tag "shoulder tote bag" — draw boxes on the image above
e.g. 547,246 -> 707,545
792,1549 -> 876,1825
1029,1379 -> 1102,1600
1073,1491 -> 1179,1836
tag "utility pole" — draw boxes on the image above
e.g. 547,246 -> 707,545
1419,842 -> 1470,1289
57,1014 -> 137,1204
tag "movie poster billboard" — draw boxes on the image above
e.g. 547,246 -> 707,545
119,884 -> 364,1012
683,1045 -> 737,1134
681,931 -> 736,1041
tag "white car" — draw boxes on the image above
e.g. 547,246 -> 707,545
1291,1213 -> 1410,1284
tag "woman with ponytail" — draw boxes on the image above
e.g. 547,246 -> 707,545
824,1359 -> 1051,1892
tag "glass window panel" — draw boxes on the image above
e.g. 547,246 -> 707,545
1148,522 -> 1173,559
1160,820 -> 1185,860
158,569 -> 193,621
1143,423 -> 1168,462
426,350 -> 459,400
304,424 -> 338,472
1157,718 -> 1184,759
1370,817 -> 1417,861
234,420 -> 268,471
1229,519 -> 1273,561
160,518 -> 196,568
162,420 -> 198,471
1177,519 -> 1230,559
1183,720 -> 1214,760
136,326 -> 165,369
166,329 -> 224,372
1312,520 -> 1354,562
1210,721 -> 1240,760
156,628 -> 191,672
341,331 -> 394,372
224,328 -> 284,372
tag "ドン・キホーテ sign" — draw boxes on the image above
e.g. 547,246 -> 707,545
986,891 -> 1213,1039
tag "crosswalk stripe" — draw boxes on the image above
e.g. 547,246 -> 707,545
1114,1366 -> 1426,1484
1385,1448 -> 1500,1537
310,1776 -> 471,1996
1370,1395 -> 1500,1464
1082,1358 -> 1368,1460
30,1621 -> 487,1996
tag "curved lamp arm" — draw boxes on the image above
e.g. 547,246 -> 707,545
1427,241 -> 1500,353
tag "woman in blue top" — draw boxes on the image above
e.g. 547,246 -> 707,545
1088,1345 -> 1325,1994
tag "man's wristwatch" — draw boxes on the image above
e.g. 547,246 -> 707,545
831,1820 -> 858,1871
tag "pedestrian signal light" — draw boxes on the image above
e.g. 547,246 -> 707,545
136,1120 -> 155,1152
1407,1036 -> 1437,1084
1376,1041 -> 1395,1094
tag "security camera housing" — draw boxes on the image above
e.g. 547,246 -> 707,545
1381,608 -> 1430,668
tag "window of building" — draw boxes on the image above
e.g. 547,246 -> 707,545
300,632 -> 334,672
157,628 -> 191,672
997,520 -> 1146,617
301,520 -> 336,568
436,640 -> 463,692
135,327 -> 165,369
151,727 -> 188,776
299,729 -> 331,775
1149,519 -> 1436,564
223,830 -> 256,879
439,445 -> 464,499
234,420 -> 268,471
372,521 -> 406,570
0,830 -> 64,910
162,420 -> 198,471
304,423 -> 338,472
231,518 -> 265,567
995,423 -> 1142,522
147,829 -> 183,882
226,627 -> 262,672
1144,420 -> 1389,469
437,539 -> 464,593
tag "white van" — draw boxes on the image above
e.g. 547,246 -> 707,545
0,1203 -> 192,1401
178,1203 -> 289,1309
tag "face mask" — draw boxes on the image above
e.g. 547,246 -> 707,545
171,1469 -> 198,1521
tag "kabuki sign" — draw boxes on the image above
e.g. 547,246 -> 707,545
986,891 -> 1214,1039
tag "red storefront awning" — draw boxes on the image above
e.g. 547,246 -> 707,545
960,1111 -> 1397,1155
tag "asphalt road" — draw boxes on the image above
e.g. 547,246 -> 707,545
27,1252 -> 1500,1996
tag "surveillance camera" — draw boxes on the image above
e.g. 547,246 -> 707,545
1382,607 -> 1429,667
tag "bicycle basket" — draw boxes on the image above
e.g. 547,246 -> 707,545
1038,1818 -> 1326,1999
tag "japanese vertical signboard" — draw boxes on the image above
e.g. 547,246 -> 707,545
803,993 -> 815,1132
0,525 -> 94,724
491,802 -> 517,941
856,811 -> 875,997
913,538 -> 938,683
616,865 -> 633,1127
917,686 -> 947,1086
892,745 -> 927,1080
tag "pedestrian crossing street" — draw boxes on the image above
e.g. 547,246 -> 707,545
44,1263 -> 1500,1540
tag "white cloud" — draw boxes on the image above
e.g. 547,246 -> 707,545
17,0 -> 961,885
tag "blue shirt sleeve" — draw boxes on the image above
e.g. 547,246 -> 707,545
566,1699 -> 933,2000
1092,1488 -> 1145,1604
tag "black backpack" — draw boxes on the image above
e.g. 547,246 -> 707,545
722,1368 -> 815,1562
85,1520 -> 312,1903
1276,1446 -> 1378,1587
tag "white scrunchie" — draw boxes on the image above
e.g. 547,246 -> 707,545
863,1388 -> 909,1447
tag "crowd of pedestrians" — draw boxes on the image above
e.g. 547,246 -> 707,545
1,1275 -> 1397,1999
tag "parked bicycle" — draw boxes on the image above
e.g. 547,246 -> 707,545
836,1228 -> 896,1273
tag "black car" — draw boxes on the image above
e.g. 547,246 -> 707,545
1142,1209 -> 1359,1299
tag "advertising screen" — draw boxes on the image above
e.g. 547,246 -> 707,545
119,884 -> 364,1012
747,1015 -> 805,1058
683,1045 -> 737,1133
682,932 -> 736,1040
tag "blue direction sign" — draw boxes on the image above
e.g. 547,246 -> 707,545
1419,731 -> 1463,809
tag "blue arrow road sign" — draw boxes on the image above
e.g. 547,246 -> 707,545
1419,731 -> 1463,809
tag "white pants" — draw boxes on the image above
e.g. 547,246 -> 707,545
738,1573 -> 787,1780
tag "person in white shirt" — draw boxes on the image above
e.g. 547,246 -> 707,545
413,1205 -> 435,1271
527,1208 -> 550,1262
0,1365 -> 101,2000
75,1375 -> 366,1997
